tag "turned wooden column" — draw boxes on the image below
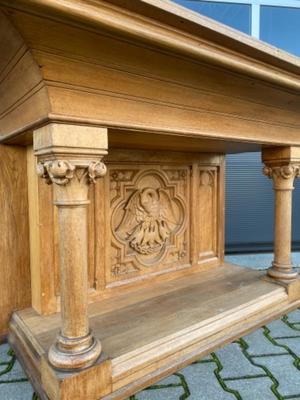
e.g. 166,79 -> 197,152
33,123 -> 108,370
263,147 -> 300,283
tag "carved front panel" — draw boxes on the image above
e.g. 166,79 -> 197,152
108,166 -> 190,282
31,150 -> 224,313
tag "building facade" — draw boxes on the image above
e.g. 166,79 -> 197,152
175,0 -> 300,252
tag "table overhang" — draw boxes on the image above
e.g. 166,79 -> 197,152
1,0 -> 300,152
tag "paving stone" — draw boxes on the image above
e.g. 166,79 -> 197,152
181,362 -> 235,399
225,377 -> 277,400
243,328 -> 287,356
285,309 -> 300,323
0,359 -> 27,382
225,254 -> 270,270
0,344 -> 12,364
226,252 -> 300,270
215,343 -> 264,378
293,253 -> 300,267
251,354 -> 300,397
0,381 -> 34,400
275,337 -> 300,358
267,318 -> 300,338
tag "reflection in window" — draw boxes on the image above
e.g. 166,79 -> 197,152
173,0 -> 251,34
260,6 -> 300,57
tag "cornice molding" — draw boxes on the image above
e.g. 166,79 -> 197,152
1,0 -> 300,92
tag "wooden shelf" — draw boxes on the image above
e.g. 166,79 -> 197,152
9,263 -> 300,400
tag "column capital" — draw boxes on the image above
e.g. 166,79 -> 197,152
34,123 -> 108,200
263,164 -> 300,190
262,146 -> 300,190
37,159 -> 107,186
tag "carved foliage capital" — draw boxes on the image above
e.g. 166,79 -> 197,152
37,160 -> 75,185
37,160 -> 107,186
263,164 -> 300,189
88,161 -> 107,183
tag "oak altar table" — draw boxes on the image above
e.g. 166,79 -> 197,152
1,0 -> 300,399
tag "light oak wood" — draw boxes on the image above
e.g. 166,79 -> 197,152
27,145 -> 98,315
263,147 -> 300,282
27,149 -> 224,314
41,357 -> 112,400
33,123 -> 108,370
27,146 -> 58,314
0,10 -> 49,139
1,0 -> 300,398
9,263 -> 300,400
2,0 -> 300,83
1,1 -> 300,149
0,144 -> 31,337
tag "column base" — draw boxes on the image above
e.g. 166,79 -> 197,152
267,262 -> 298,283
48,331 -> 102,371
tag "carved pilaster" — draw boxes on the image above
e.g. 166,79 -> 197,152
262,149 -> 300,283
34,123 -> 108,371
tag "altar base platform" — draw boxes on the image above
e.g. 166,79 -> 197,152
10,263 -> 300,400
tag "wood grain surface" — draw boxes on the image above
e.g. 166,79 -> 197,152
0,144 -> 31,336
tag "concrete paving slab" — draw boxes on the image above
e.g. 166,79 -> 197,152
243,329 -> 287,356
181,362 -> 235,400
216,343 -> 264,378
224,377 -> 277,400
251,354 -> 300,397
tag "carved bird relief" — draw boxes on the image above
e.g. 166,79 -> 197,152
116,187 -> 180,256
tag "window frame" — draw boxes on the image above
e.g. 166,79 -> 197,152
178,0 -> 300,38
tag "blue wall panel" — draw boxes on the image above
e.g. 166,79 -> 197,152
226,153 -> 300,253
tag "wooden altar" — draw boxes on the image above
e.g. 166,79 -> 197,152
1,0 -> 300,399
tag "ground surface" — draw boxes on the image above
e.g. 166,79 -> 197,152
1,253 -> 300,400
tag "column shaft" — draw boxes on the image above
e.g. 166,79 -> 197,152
274,190 -> 292,268
57,202 -> 90,339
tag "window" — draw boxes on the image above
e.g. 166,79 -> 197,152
173,0 -> 251,33
261,6 -> 300,56
173,0 -> 300,57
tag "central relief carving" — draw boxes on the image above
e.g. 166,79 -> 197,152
116,187 -> 179,256
110,168 -> 188,277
